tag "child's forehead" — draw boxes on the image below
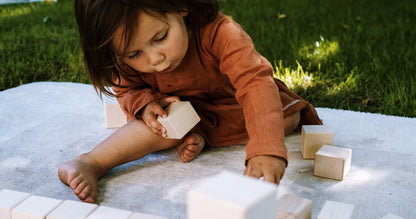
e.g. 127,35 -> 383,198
112,11 -> 169,55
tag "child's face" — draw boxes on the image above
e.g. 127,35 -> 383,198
113,12 -> 189,74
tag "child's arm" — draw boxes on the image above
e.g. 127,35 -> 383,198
201,14 -> 288,183
112,65 -> 169,123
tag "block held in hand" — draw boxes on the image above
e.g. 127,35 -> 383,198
157,101 -> 201,139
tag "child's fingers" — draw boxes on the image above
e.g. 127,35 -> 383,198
142,105 -> 167,137
149,119 -> 166,137
159,96 -> 180,107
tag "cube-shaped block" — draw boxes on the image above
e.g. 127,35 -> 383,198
314,145 -> 352,180
318,201 -> 354,219
86,206 -> 133,219
157,101 -> 201,139
187,171 -> 277,219
103,95 -> 127,129
277,193 -> 312,219
129,212 -> 169,219
46,200 -> 98,219
301,125 -> 334,159
12,195 -> 62,219
0,189 -> 31,219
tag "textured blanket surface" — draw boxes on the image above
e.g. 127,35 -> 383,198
0,82 -> 415,218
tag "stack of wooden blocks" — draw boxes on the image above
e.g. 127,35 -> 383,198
301,125 -> 352,181
0,189 -> 167,219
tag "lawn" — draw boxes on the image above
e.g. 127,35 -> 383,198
1,0 -> 415,117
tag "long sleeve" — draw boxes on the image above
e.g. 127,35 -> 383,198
202,16 -> 288,164
112,65 -> 167,121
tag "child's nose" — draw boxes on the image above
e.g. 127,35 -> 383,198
148,51 -> 165,66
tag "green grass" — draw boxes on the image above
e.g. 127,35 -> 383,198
0,0 -> 88,88
1,0 -> 415,117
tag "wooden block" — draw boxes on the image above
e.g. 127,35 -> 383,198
129,212 -> 169,219
187,171 -> 277,219
276,193 -> 312,219
314,145 -> 352,180
301,125 -> 334,159
103,95 -> 127,129
380,213 -> 405,219
0,189 -> 31,219
12,195 -> 63,219
317,201 -> 354,219
86,206 -> 133,219
157,101 -> 201,139
46,200 -> 98,219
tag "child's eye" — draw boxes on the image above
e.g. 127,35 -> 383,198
128,51 -> 141,59
155,31 -> 168,42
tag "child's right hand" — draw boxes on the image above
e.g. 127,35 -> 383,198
141,96 -> 180,137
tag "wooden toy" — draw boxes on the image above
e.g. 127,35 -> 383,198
12,195 -> 62,219
0,189 -> 31,219
317,200 -> 354,219
0,189 -> 168,219
46,200 -> 98,219
187,171 -> 277,219
314,145 -> 352,181
86,206 -> 133,219
380,213 -> 405,219
276,193 -> 312,219
129,212 -> 169,219
103,95 -> 127,129
157,101 -> 201,139
301,125 -> 334,159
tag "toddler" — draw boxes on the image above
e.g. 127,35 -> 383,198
58,0 -> 322,203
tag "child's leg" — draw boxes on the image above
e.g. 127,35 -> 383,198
284,112 -> 300,135
58,119 -> 186,203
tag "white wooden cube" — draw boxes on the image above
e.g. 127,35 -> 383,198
86,206 -> 133,219
318,201 -> 354,219
301,125 -> 334,159
157,101 -> 200,139
314,145 -> 352,180
46,200 -> 98,219
276,193 -> 312,219
0,189 -> 31,219
187,171 -> 277,219
12,195 -> 63,219
380,213 -> 405,219
103,95 -> 127,129
129,212 -> 169,219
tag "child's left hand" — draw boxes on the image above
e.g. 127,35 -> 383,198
244,155 -> 286,185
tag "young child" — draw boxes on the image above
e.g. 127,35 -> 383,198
58,0 -> 322,203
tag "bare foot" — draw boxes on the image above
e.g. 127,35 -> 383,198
58,154 -> 105,203
176,133 -> 205,162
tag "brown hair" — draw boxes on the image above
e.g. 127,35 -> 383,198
75,0 -> 220,97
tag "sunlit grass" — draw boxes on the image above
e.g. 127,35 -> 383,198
274,60 -> 314,90
298,36 -> 340,68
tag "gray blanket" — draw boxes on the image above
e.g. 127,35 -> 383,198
0,82 -> 415,218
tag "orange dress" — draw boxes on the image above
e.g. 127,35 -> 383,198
113,13 -> 322,165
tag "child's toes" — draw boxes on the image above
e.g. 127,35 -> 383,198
78,185 -> 91,200
73,180 -> 87,195
69,176 -> 83,190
